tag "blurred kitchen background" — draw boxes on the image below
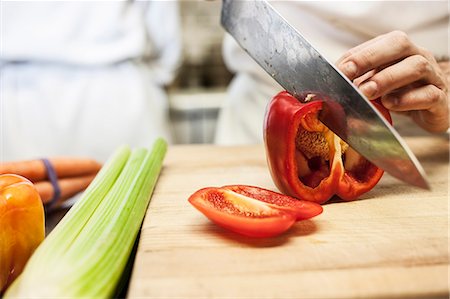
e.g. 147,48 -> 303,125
168,1 -> 233,144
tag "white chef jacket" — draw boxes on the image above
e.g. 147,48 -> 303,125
215,1 -> 449,145
1,1 -> 181,162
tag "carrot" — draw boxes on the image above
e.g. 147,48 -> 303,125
0,158 -> 102,182
34,174 -> 97,206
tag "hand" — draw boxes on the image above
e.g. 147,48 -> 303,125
336,30 -> 449,133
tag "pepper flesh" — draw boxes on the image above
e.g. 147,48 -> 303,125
0,174 -> 45,293
264,91 -> 392,204
188,185 -> 323,238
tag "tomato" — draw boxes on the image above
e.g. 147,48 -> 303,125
188,185 -> 323,238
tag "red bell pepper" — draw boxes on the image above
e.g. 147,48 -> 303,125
264,91 -> 392,204
188,185 -> 323,238
0,174 -> 45,293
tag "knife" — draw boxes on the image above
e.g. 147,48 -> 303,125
221,0 -> 429,189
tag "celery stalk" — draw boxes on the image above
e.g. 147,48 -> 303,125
5,138 -> 167,298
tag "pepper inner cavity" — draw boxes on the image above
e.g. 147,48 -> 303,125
295,118 -> 349,181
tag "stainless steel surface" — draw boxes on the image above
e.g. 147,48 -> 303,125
221,0 -> 429,189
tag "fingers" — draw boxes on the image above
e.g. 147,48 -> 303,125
337,31 -> 420,80
353,69 -> 376,87
336,32 -> 392,65
357,54 -> 446,100
381,85 -> 449,133
411,109 -> 450,134
337,30 -> 449,133
381,85 -> 445,112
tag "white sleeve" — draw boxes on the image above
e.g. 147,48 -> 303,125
144,1 -> 183,86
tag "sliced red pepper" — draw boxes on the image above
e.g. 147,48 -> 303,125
264,91 -> 392,204
188,185 -> 323,238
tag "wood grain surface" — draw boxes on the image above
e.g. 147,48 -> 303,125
127,135 -> 449,299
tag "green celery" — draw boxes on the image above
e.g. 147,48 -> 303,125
5,138 -> 167,298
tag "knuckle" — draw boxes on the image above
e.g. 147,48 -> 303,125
412,55 -> 432,76
442,80 -> 449,94
391,30 -> 413,52
424,85 -> 442,105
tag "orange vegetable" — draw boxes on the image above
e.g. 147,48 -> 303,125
34,174 -> 97,206
0,158 -> 102,208
0,158 -> 102,183
0,174 -> 45,293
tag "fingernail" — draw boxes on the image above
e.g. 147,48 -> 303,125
359,81 -> 378,98
342,61 -> 357,78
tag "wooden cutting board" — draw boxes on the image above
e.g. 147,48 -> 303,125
127,135 -> 449,299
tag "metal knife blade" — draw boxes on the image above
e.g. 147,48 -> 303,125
221,0 -> 429,189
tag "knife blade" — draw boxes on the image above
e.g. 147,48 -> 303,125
221,0 -> 429,189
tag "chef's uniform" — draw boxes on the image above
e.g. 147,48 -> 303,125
1,1 -> 182,161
